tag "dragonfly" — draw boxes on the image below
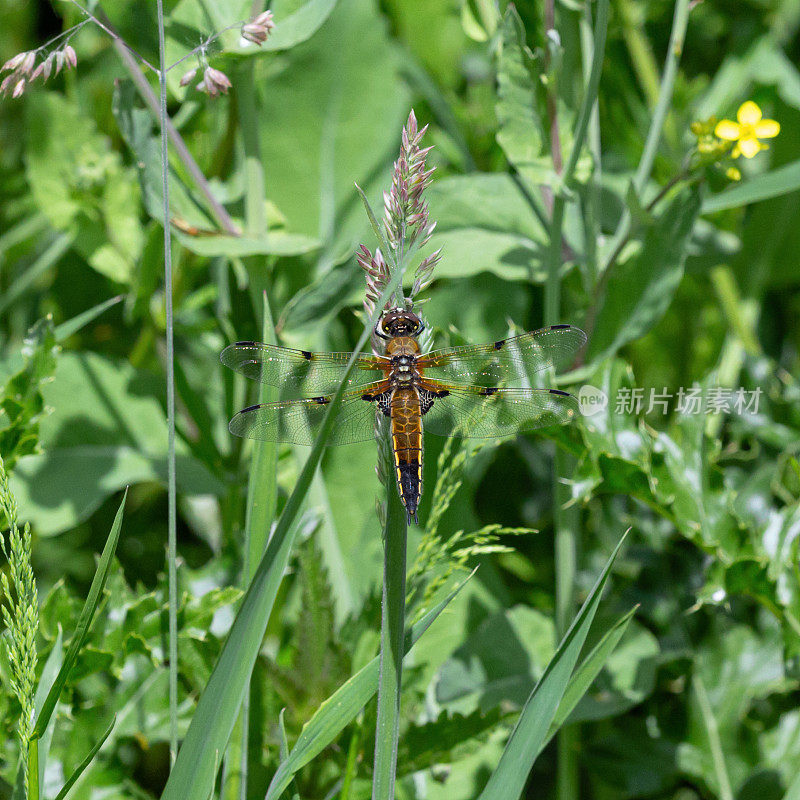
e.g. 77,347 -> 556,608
221,308 -> 586,524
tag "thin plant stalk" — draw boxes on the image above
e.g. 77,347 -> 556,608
371,459 -> 408,800
541,4 -> 609,799
155,0 -> 179,762
222,57 -> 275,800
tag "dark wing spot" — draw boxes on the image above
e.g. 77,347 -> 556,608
493,339 -> 505,350
312,396 -> 330,405
549,389 -> 571,397
549,324 -> 572,330
480,387 -> 499,396
235,340 -> 257,346
240,403 -> 263,413
435,389 -> 450,398
361,393 -> 376,401
301,350 -> 314,360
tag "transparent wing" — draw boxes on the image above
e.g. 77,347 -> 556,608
228,383 -> 384,445
221,341 -> 387,394
421,380 -> 580,439
418,325 -> 586,387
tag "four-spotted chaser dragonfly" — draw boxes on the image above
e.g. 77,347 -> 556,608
222,309 -> 586,524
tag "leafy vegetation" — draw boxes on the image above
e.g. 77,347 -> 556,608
1,0 -> 800,798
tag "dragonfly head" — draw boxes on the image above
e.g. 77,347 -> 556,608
376,308 -> 424,340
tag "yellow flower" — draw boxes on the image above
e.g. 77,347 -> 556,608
714,101 -> 780,159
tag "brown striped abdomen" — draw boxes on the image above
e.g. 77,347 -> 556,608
391,388 -> 423,524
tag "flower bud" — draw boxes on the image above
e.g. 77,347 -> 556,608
63,45 -> 77,69
19,51 -> 36,75
2,52 -> 28,73
179,67 -> 197,87
204,66 -> 231,94
12,78 -> 26,98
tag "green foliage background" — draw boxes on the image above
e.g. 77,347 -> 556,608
1,0 -> 799,798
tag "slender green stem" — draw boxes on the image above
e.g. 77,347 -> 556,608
562,0 -> 610,191
579,0 -> 602,284
340,718 -> 363,800
28,738 -> 39,800
371,478 -> 408,800
542,7 -> 609,800
155,0 -> 179,764
601,0 -> 692,275
544,197 -> 566,325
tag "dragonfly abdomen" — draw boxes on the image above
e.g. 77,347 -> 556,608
391,388 -> 423,524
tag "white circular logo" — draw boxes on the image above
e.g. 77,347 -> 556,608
578,385 -> 608,416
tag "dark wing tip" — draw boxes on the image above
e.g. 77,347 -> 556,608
549,324 -> 572,330
239,403 -> 264,413
549,389 -> 571,397
235,340 -> 258,346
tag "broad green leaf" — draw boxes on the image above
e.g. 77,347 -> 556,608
113,82 -> 225,234
175,231 -> 320,257
702,159 -> 800,213
265,575 -> 473,800
254,0 -> 410,248
26,93 -> 143,283
425,175 -> 552,282
236,0 -> 338,53
495,8 -> 549,187
166,0 -> 338,67
436,606 -> 555,712
32,491 -> 126,739
477,532 -> 628,800
588,187 -> 701,361
9,352 -> 221,535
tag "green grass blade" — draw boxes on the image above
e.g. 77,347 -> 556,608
278,710 -> 301,800
371,480 -> 408,800
52,715 -> 116,800
222,292 -> 278,800
32,491 -> 127,740
546,606 -> 637,741
477,531 -> 629,800
265,574 -> 474,800
32,626 -> 63,794
161,263 -> 404,800
0,233 -> 72,318
54,296 -> 124,342
702,158 -> 800,212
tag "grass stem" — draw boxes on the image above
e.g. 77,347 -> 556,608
371,480 -> 408,800
155,0 -> 179,763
